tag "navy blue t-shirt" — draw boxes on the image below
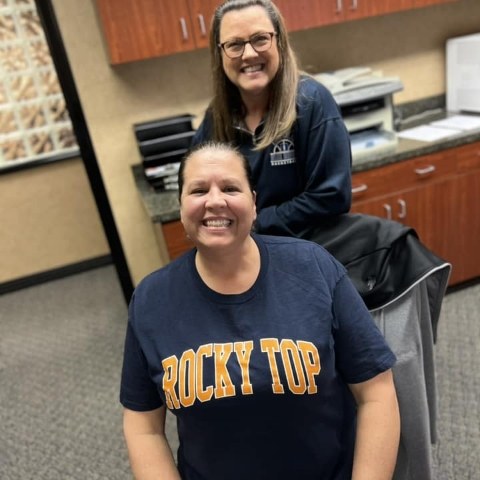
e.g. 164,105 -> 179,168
120,235 -> 395,479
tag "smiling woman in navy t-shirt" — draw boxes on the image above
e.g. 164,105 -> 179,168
120,142 -> 400,480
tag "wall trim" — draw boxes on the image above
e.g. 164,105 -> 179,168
0,255 -> 113,296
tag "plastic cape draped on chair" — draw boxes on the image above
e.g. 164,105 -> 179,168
300,213 -> 451,480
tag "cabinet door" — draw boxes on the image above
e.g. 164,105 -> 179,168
455,143 -> 480,283
352,177 -> 461,284
273,1 -> 342,31
368,0 -> 415,16
95,0 -> 196,64
350,192 -> 399,221
455,170 -> 480,283
341,0 -> 371,21
187,0 -> 221,49
275,0 -> 452,32
275,0 -> 414,31
396,180 -> 460,283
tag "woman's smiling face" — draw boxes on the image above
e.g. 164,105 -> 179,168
180,147 -> 257,253
219,5 -> 280,102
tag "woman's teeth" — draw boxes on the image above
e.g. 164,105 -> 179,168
204,219 -> 232,227
243,64 -> 263,73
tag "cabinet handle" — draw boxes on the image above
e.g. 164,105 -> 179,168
197,14 -> 206,36
352,183 -> 368,194
397,199 -> 407,219
336,0 -> 343,13
383,203 -> 392,220
350,0 -> 358,10
179,17 -> 189,41
414,165 -> 436,176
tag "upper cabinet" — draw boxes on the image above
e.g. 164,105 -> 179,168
273,1 -> 343,30
277,0 -> 458,30
274,0 -> 371,30
187,0 -> 219,49
367,0 -> 415,16
95,0 -> 459,64
95,0 -> 219,64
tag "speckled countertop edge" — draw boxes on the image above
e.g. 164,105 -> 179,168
133,95 -> 480,224
132,165 -> 181,223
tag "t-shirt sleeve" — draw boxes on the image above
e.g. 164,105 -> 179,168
119,298 -> 164,411
332,274 -> 396,384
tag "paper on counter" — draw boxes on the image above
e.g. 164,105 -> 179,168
397,125 -> 460,142
430,115 -> 480,131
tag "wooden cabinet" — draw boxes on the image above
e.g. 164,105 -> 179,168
95,0 -> 219,64
367,0 -> 415,16
276,0 -> 457,32
184,0 -> 219,49
455,143 -> 480,282
162,219 -> 193,260
95,0 -> 459,63
351,143 -> 480,286
338,0 -> 371,22
317,0 -> 458,24
273,1 -> 341,31
275,1 -> 371,30
95,0 -> 193,64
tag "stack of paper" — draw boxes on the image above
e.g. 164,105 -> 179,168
397,114 -> 480,143
430,115 -> 480,131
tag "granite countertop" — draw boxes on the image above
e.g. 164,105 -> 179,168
132,165 -> 181,223
133,97 -> 480,224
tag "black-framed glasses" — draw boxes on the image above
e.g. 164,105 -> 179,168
218,32 -> 276,59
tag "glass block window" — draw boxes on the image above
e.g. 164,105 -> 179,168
0,0 -> 78,170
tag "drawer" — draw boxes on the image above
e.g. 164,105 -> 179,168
352,149 -> 457,201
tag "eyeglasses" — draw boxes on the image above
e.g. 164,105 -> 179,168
219,32 -> 276,59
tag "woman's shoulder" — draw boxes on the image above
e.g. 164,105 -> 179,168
297,74 -> 341,117
257,234 -> 346,277
298,74 -> 334,98
134,250 -> 195,298
192,108 -> 213,144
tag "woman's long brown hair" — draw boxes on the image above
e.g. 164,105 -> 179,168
209,0 -> 299,150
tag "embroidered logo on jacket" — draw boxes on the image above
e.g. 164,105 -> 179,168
270,139 -> 296,166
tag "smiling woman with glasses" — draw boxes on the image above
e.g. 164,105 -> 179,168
219,31 -> 277,58
191,0 -> 352,238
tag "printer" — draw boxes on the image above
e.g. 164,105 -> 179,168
314,67 -> 404,162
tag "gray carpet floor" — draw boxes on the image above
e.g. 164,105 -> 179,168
0,265 -> 478,479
